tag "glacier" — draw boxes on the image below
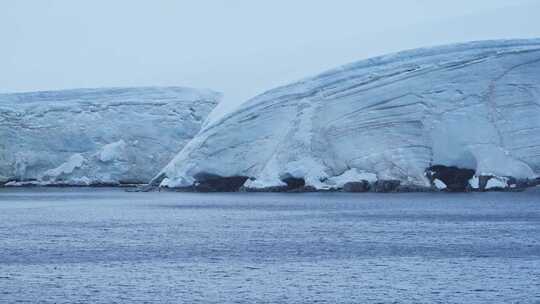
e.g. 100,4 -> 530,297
0,87 -> 220,186
154,39 -> 540,192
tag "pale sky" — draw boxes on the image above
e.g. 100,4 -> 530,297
1,0 -> 540,120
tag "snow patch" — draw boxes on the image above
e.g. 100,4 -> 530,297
433,179 -> 447,190
42,154 -> 85,180
469,176 -> 480,189
243,155 -> 288,189
486,176 -> 509,190
325,168 -> 377,189
282,158 -> 329,189
98,140 -> 127,163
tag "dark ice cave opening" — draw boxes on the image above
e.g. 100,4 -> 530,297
281,177 -> 306,191
426,165 -> 475,192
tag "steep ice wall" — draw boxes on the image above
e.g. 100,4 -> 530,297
0,87 -> 220,185
155,39 -> 540,191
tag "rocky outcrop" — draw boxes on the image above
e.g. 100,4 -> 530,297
343,181 -> 370,193
0,87 -> 220,186
371,180 -> 401,193
192,174 -> 249,192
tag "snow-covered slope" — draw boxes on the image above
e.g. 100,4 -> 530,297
155,39 -> 540,191
0,87 -> 220,186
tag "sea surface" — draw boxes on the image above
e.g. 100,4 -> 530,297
0,188 -> 539,304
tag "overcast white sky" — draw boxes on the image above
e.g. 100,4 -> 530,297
1,0 -> 540,119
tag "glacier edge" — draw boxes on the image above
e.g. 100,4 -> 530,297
154,39 -> 540,192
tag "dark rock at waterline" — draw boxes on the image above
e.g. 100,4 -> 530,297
373,180 -> 401,192
281,177 -> 306,191
427,165 -> 475,192
192,173 -> 249,192
343,181 -> 370,192
240,184 -> 320,193
240,185 -> 287,192
130,184 -> 157,192
287,185 -> 319,193
478,175 -> 492,191
396,184 -> 433,192
476,177 -> 539,192
530,178 -> 540,187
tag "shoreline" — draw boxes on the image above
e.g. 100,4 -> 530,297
1,183 -> 538,194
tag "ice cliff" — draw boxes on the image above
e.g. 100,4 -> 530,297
154,39 -> 540,192
0,87 -> 220,186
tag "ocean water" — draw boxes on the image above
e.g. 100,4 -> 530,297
0,188 -> 539,303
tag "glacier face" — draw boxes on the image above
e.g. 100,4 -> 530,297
0,87 -> 220,185
156,39 -> 540,190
